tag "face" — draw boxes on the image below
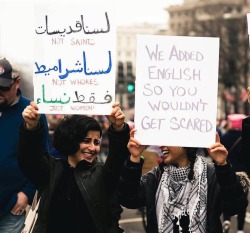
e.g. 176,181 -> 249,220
159,146 -> 189,167
68,130 -> 101,166
0,78 -> 19,109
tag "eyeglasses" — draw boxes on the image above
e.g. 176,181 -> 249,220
0,77 -> 18,92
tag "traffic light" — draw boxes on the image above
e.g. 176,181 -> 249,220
126,62 -> 135,93
127,93 -> 135,108
118,62 -> 124,85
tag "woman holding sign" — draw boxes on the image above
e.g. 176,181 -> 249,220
18,101 -> 130,233
118,129 -> 249,233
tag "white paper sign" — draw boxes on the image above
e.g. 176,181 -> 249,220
134,35 -> 219,148
33,3 -> 116,115
247,13 -> 250,44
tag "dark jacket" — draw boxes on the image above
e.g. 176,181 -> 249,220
221,129 -> 245,172
0,90 -> 49,216
118,158 -> 248,233
242,116 -> 250,176
18,123 -> 130,233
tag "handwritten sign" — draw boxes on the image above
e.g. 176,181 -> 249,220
134,35 -> 219,148
33,3 -> 116,115
247,13 -> 250,45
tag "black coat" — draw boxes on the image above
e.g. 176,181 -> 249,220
221,129 -> 245,172
242,116 -> 250,176
118,159 -> 248,233
18,123 -> 130,233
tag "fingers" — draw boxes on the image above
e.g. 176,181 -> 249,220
128,129 -> 142,148
215,132 -> 220,143
11,193 -> 27,216
128,137 -> 141,147
208,142 -> 227,154
30,101 -> 38,110
106,103 -> 123,119
110,103 -> 123,118
11,208 -> 25,215
22,102 -> 41,129
130,128 -> 136,137
209,141 -> 222,149
107,103 -> 125,130
23,105 -> 39,119
111,102 -> 120,108
129,129 -> 140,146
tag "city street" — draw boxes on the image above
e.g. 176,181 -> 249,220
120,208 -> 145,232
120,200 -> 250,233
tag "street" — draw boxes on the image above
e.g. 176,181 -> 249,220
120,208 -> 145,232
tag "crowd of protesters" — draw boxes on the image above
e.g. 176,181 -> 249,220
0,57 -> 250,233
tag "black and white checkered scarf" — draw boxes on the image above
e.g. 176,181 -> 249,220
156,156 -> 207,233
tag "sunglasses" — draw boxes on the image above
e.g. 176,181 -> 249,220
0,78 -> 18,92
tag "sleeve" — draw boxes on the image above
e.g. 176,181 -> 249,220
241,116 -> 250,176
18,123 -> 50,189
21,180 -> 36,205
215,163 -> 249,216
118,159 -> 147,209
39,114 -> 51,153
102,123 -> 130,195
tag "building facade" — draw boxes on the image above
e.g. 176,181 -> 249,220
166,0 -> 250,118
116,23 -> 166,109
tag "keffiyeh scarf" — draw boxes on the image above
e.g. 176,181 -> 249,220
156,156 -> 207,233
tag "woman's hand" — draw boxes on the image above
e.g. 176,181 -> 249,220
106,102 -> 125,131
128,129 -> 145,163
22,101 -> 41,130
207,132 -> 228,166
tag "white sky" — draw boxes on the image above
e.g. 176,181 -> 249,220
0,0 -> 183,62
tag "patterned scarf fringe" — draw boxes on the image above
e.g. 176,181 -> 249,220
156,156 -> 207,233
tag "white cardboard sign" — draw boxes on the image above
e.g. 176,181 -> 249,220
134,35 -> 219,148
247,13 -> 250,45
33,3 -> 116,115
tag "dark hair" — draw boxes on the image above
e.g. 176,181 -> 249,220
186,147 -> 198,181
53,115 -> 102,156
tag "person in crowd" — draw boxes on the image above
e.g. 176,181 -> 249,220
221,113 -> 248,233
18,101 -> 130,233
118,129 -> 249,233
242,86 -> 250,177
97,116 -> 125,230
47,114 -> 124,231
0,58 -> 50,233
221,114 -> 247,172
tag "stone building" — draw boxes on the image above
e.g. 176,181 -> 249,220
166,0 -> 250,118
116,23 -> 166,109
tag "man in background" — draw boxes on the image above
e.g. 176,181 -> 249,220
221,113 -> 248,233
0,58 -> 50,232
242,87 -> 250,177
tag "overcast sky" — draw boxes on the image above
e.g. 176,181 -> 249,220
0,0 -> 183,62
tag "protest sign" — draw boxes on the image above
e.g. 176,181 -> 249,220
33,3 -> 116,114
247,13 -> 250,45
134,35 -> 219,147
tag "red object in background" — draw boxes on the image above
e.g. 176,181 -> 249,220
223,90 -> 235,102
